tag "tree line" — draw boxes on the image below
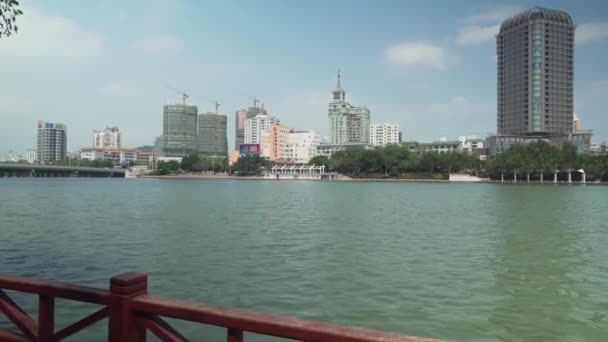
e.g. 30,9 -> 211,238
487,141 -> 608,181
156,142 -> 608,181
309,142 -> 608,182
155,154 -> 228,175
310,144 -> 481,180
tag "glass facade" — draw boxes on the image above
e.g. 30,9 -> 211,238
532,21 -> 542,132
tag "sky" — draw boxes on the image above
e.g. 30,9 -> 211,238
1,0 -> 607,156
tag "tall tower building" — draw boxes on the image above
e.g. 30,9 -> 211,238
93,126 -> 121,149
328,70 -> 370,145
497,7 -> 574,135
162,104 -> 198,157
488,7 -> 591,156
234,109 -> 247,147
37,121 -> 67,163
198,112 -> 228,158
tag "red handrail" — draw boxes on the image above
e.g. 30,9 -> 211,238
0,274 -> 110,305
0,272 -> 441,342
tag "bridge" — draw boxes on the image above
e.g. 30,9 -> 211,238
0,163 -> 126,178
0,272 -> 439,342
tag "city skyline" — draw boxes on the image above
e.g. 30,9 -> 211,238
1,0 -> 608,155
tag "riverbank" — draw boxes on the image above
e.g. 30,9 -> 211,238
138,173 -> 264,180
137,173 -> 607,185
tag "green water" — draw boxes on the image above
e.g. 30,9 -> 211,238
1,179 -> 607,341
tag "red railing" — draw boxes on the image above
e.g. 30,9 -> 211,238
0,272 -> 440,342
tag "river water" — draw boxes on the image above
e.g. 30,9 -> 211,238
1,179 -> 607,341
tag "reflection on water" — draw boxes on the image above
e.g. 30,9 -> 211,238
488,187 -> 605,341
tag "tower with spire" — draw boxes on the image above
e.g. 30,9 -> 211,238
327,69 -> 370,145
332,69 -> 346,102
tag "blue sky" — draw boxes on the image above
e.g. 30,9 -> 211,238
1,0 -> 607,155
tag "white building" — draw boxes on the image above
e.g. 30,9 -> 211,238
370,123 -> 400,147
26,149 -> 37,164
80,149 -> 105,161
244,114 -> 280,144
458,135 -> 485,152
328,71 -> 370,145
573,112 -> 581,133
93,126 -> 121,149
80,147 -> 138,164
286,130 -> 321,163
316,143 -> 374,158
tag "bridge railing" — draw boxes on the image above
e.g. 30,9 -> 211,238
0,272 -> 439,342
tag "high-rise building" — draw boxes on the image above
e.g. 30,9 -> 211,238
162,104 -> 198,157
370,123 -> 401,147
497,7 -> 574,135
235,100 -> 267,148
93,126 -> 121,149
198,113 -> 228,158
328,70 -> 370,145
287,130 -> 321,164
488,7 -> 592,156
37,121 -> 67,163
261,124 -> 290,161
234,109 -> 247,147
244,114 -> 280,145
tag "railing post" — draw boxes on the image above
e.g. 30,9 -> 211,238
38,295 -> 55,341
227,328 -> 243,342
108,272 -> 148,342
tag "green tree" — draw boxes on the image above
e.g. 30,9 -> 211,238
0,0 -> 23,38
180,154 -> 200,172
231,155 -> 269,176
158,160 -> 180,175
309,155 -> 330,167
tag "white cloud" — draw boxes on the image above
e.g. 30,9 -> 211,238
131,34 -> 183,54
456,24 -> 500,46
466,6 -> 522,24
456,6 -> 522,46
385,43 -> 445,70
0,6 -> 105,60
100,84 -> 146,98
576,23 -> 608,45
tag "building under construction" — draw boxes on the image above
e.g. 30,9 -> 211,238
162,104 -> 198,157
198,112 -> 228,158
